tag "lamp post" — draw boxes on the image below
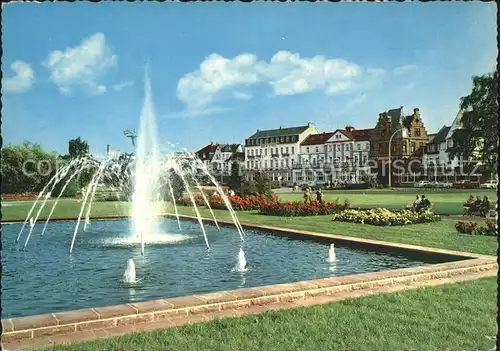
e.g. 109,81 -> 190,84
388,127 -> 407,188
123,129 -> 137,149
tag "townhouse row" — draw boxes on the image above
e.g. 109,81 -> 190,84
195,106 -> 477,185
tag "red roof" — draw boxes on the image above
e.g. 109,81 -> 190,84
300,132 -> 335,146
329,128 -> 373,142
196,143 -> 217,155
351,128 -> 373,141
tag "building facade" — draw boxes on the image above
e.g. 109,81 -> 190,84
244,123 -> 319,183
293,126 -> 373,184
370,107 -> 430,184
195,143 -> 244,183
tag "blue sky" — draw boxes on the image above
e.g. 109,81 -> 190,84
2,2 -> 497,156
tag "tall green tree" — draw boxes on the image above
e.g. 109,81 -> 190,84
68,137 -> 90,159
227,161 -> 244,195
450,72 -> 498,174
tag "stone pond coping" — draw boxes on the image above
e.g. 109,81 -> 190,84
2,257 -> 497,344
3,213 -> 497,344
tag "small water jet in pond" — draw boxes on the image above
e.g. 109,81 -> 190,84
123,258 -> 137,284
235,248 -> 247,272
328,243 -> 336,262
29,218 -> 34,228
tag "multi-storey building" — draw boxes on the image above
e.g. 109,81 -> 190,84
195,143 -> 244,183
370,107 -> 430,184
195,143 -> 218,168
244,123 -> 319,183
294,126 -> 373,184
422,109 -> 487,182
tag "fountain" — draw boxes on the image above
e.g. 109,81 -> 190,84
328,243 -> 336,262
123,258 -> 137,284
236,247 -> 247,272
15,68 -> 245,256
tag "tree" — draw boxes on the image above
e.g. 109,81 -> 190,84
227,161 -> 244,195
253,171 -> 273,196
450,72 -> 498,174
66,137 -> 93,188
68,137 -> 90,159
1,142 -> 59,193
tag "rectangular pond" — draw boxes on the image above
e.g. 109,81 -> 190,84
3,217 -> 446,318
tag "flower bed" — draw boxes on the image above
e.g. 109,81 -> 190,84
331,208 -> 441,226
176,193 -> 280,211
455,220 -> 497,236
259,200 -> 349,217
1,192 -> 38,201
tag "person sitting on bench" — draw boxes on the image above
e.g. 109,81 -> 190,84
419,195 -> 431,212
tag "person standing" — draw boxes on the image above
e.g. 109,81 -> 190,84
316,188 -> 324,204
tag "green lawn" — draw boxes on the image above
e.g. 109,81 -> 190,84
279,188 -> 497,214
3,198 -> 496,256
45,276 -> 498,351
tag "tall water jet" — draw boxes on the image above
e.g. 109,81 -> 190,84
132,67 -> 162,255
123,258 -> 137,283
236,248 -> 247,272
328,243 -> 336,262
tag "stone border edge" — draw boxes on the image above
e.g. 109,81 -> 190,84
2,257 -> 497,343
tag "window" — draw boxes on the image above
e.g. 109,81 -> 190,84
415,128 -> 421,137
329,145 -> 333,151
336,134 -> 341,139
264,148 -> 268,156
270,160 -> 274,168
411,143 -> 415,153
403,144 -> 407,153
281,160 -> 285,167
315,147 -> 319,153
280,137 -> 284,142
357,144 -> 361,150
280,147 -> 283,154
291,147 -> 295,154
264,160 -> 268,168
324,145 -> 328,152
247,161 -> 250,168
286,147 -> 289,154
346,144 -> 350,151
337,145 -> 341,152
306,147 -> 310,153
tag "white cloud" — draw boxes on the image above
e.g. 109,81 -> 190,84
177,51 -> 384,114
393,64 -> 417,76
2,60 -> 35,94
43,32 -> 117,95
113,81 -> 134,91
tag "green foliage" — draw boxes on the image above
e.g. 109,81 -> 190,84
227,161 -> 244,195
240,179 -> 257,196
68,137 -> 90,159
169,172 -> 185,200
52,177 -> 78,198
253,171 -> 273,196
450,72 -> 498,173
0,142 -> 59,193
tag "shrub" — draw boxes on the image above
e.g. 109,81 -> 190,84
332,208 -> 441,226
259,200 -> 348,217
52,178 -> 78,198
455,220 -> 497,236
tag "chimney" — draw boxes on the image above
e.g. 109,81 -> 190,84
345,125 -> 355,132
308,122 -> 313,127
257,129 -> 260,132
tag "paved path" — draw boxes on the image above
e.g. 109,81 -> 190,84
2,270 -> 495,351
